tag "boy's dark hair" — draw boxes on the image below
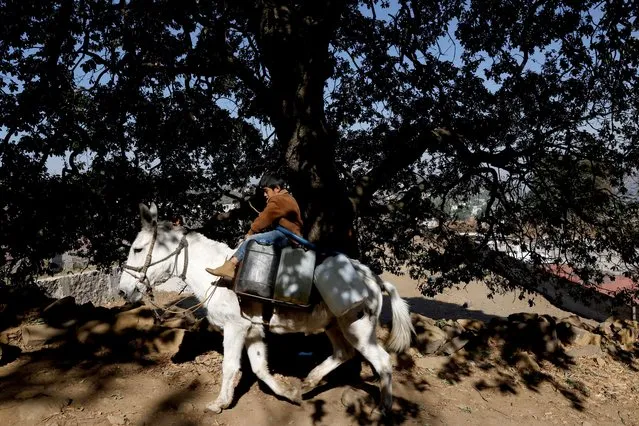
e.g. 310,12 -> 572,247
258,173 -> 286,189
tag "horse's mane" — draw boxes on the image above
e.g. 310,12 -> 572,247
175,226 -> 234,253
153,218 -> 236,253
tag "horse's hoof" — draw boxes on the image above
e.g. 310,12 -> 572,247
378,405 -> 392,418
300,379 -> 317,395
291,396 -> 302,405
287,386 -> 302,405
205,403 -> 223,414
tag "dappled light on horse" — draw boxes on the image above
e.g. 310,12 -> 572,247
118,203 -> 414,415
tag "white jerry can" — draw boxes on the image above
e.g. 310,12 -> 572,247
313,254 -> 369,316
273,247 -> 316,306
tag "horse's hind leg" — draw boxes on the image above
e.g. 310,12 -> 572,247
245,325 -> 301,404
206,324 -> 247,414
338,308 -> 393,414
301,325 -> 356,394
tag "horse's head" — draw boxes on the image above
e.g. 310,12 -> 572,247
118,202 -> 186,303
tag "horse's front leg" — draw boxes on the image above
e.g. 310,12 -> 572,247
245,325 -> 301,404
206,323 -> 248,414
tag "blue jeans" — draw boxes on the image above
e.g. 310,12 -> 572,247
234,229 -> 290,261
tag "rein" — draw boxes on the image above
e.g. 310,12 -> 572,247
145,279 -> 221,322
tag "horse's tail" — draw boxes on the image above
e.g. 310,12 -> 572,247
379,279 -> 414,353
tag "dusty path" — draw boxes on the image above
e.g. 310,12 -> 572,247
380,272 -> 595,323
0,274 -> 637,426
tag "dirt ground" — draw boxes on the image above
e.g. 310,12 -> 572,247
1,273 -> 638,426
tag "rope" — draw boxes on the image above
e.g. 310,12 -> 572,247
240,309 -> 275,326
146,278 -> 221,321
248,200 -> 261,214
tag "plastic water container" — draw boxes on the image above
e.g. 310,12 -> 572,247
313,254 -> 369,316
234,240 -> 280,299
273,247 -> 316,306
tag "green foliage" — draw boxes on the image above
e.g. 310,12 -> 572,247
1,0 -> 638,301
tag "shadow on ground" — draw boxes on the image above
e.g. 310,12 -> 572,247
443,313 -> 589,409
381,294 -> 612,411
5,286 -> 635,423
1,289 -> 431,425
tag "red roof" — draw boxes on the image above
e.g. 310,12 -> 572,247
545,264 -> 639,303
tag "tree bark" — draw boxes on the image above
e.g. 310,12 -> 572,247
255,0 -> 358,255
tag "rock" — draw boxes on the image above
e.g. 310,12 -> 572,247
570,327 -> 602,347
508,312 -> 539,323
597,317 -> 638,349
616,327 -> 638,349
536,315 -> 557,335
598,323 -> 614,338
438,336 -> 469,356
456,319 -> 485,332
566,345 -> 604,358
41,296 -> 81,328
604,342 -> 619,355
488,317 -> 510,334
603,316 -> 625,331
76,320 -> 111,343
15,388 -> 47,400
413,315 -> 448,355
43,296 -> 76,316
22,324 -> 67,345
515,352 -> 540,373
508,314 -> 560,355
113,306 -> 155,333
162,317 -> 190,329
411,313 -> 436,326
623,319 -> 639,330
540,314 -> 557,323
440,322 -> 464,339
416,328 -> 447,355
560,315 -> 593,332
150,328 -> 186,356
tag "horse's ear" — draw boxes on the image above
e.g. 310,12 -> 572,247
149,202 -> 158,222
139,203 -> 153,229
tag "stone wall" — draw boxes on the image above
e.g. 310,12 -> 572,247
36,268 -> 121,305
35,269 -> 188,305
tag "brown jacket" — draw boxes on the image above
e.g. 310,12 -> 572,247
247,190 -> 303,236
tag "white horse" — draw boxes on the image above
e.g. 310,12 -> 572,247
118,203 -> 414,414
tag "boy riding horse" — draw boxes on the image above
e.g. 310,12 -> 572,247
206,173 -> 303,279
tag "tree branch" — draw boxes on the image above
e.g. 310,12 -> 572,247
351,127 -> 471,209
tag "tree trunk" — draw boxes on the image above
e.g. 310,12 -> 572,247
256,1 -> 358,255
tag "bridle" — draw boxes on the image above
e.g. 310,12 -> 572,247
122,224 -> 190,295
121,224 -> 221,321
